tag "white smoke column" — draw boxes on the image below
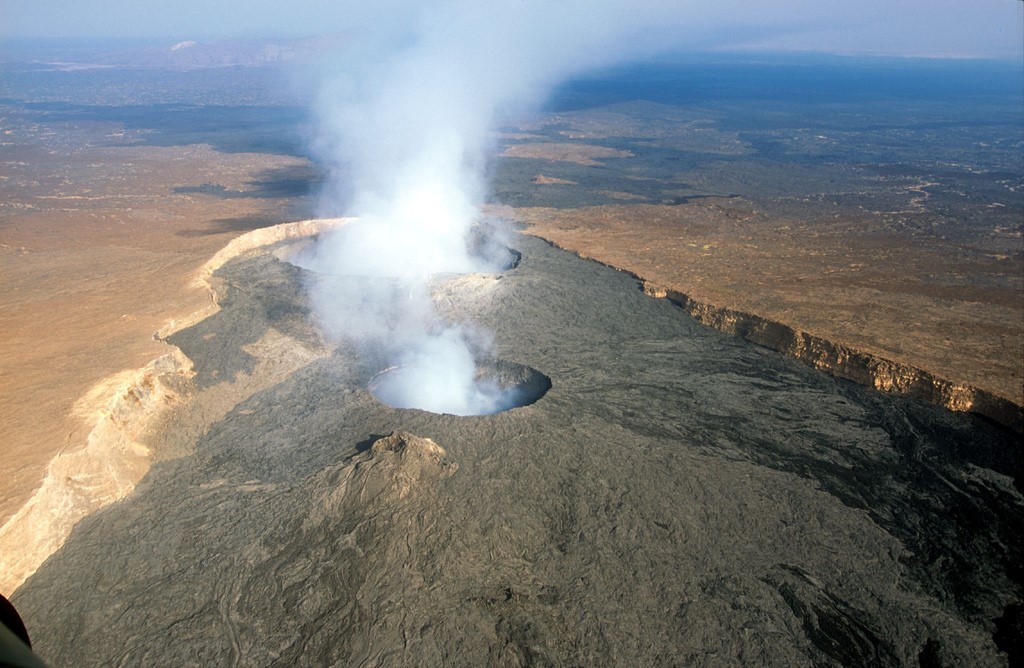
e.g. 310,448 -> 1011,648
306,1 -> 689,413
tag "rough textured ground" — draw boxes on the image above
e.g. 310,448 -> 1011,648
489,87 -> 1023,409
516,200 -> 1023,407
0,127 -> 315,524
14,234 -> 1023,666
2,55 -> 1022,665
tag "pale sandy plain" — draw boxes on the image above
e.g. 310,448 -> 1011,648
0,135 -> 314,529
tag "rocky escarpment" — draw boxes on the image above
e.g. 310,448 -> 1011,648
520,206 -> 1022,433
155,217 -> 354,340
526,231 -> 1021,433
641,282 -> 1023,433
0,218 -> 349,596
192,217 -> 353,287
0,350 -> 192,594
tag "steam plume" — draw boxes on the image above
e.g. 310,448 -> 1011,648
303,1 -> 684,413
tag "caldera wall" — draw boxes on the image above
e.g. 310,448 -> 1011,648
640,282 -> 1022,432
0,218 -> 350,595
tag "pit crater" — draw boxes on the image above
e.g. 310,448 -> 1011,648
274,227 -> 521,276
369,359 -> 551,416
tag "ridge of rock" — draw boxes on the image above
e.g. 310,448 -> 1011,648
528,233 -> 1021,432
0,218 -> 348,595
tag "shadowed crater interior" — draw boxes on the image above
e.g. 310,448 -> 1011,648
369,359 -> 551,415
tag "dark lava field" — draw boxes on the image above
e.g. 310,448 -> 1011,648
13,232 -> 1023,666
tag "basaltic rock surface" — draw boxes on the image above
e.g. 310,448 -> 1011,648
13,232 -> 1023,667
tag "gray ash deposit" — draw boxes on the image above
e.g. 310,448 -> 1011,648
13,233 -> 1023,666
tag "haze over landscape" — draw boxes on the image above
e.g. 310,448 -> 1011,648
1,0 -> 1023,665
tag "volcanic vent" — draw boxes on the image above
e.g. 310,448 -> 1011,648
274,219 -> 547,416
370,358 -> 550,415
275,222 -> 522,276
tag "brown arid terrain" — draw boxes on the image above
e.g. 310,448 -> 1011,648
516,199 -> 1023,421
489,68 -> 1023,428
2,53 -> 1022,664
501,142 -> 634,166
0,134 -> 315,529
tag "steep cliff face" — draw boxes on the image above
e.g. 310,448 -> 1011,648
192,217 -> 353,288
518,201 -> 1023,410
0,218 -> 349,595
0,349 -> 192,593
643,282 -> 1023,433
156,217 -> 355,340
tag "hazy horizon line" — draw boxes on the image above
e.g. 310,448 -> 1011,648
2,36 -> 1022,67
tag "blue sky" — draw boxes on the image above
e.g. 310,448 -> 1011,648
3,0 -> 1022,59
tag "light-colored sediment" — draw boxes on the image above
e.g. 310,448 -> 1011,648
192,217 -> 353,287
501,142 -> 634,166
0,218 -> 347,595
0,142 -> 318,525
531,174 -> 578,185
0,351 -> 191,594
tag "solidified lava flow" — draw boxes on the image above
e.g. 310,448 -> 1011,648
12,234 -> 1024,667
